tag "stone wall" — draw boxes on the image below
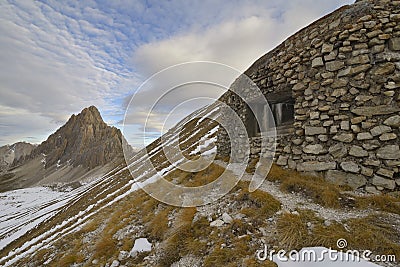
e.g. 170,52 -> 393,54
217,0 -> 400,192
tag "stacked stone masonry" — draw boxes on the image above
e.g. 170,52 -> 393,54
217,0 -> 400,192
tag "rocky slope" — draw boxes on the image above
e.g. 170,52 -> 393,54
0,142 -> 35,172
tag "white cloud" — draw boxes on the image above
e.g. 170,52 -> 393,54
0,0 -> 139,145
123,0 -> 352,146
132,0 -> 353,76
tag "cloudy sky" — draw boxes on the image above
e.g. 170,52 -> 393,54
0,0 -> 353,147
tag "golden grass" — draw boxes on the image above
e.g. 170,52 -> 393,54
269,164 -> 343,208
356,194 -> 400,215
204,241 -> 250,267
157,208 -> 197,266
163,162 -> 225,187
93,234 -> 116,259
276,212 -> 309,250
276,209 -> 400,259
57,253 -> 84,266
148,207 -> 172,241
236,181 -> 282,225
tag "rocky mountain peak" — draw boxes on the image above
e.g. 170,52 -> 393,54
0,142 -> 35,172
27,106 -> 124,169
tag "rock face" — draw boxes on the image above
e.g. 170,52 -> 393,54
0,106 -> 127,192
217,0 -> 400,192
0,142 -> 35,172
27,106 -> 124,169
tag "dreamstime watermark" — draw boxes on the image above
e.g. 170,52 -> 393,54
256,238 -> 396,264
122,61 -> 277,207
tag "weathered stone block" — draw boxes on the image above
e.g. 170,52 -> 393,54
340,121 -> 350,130
390,14 -> 400,21
297,161 -> 336,172
340,161 -> 360,173
351,116 -> 366,124
371,62 -> 396,76
276,156 -> 289,166
331,78 -> 349,88
364,159 -> 381,167
333,133 -> 354,143
370,125 -> 392,137
303,144 -> 327,155
326,61 -> 345,71
349,64 -> 372,76
384,115 -> 400,127
337,67 -> 351,77
389,38 -> 400,51
351,105 -> 400,116
326,170 -> 366,189
376,168 -> 394,178
321,43 -> 334,54
331,88 -> 347,97
372,175 -> 396,190
305,126 -> 326,136
349,146 -> 368,157
312,57 -> 324,68
377,145 -> 400,160
348,55 -> 370,65
329,143 -> 348,158
380,133 -> 397,141
360,166 -> 374,177
357,132 -> 373,140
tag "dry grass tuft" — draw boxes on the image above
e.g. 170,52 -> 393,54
356,194 -> 400,215
148,207 -> 172,241
276,210 -> 400,259
266,164 -> 345,208
236,181 -> 281,224
93,234 -> 116,260
276,212 -> 309,250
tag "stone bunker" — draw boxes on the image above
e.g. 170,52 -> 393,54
217,0 -> 400,193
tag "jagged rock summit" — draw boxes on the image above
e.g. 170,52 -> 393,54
28,105 -> 123,169
0,106 -> 125,192
0,142 -> 35,172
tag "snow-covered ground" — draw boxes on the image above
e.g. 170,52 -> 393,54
0,187 -> 66,251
